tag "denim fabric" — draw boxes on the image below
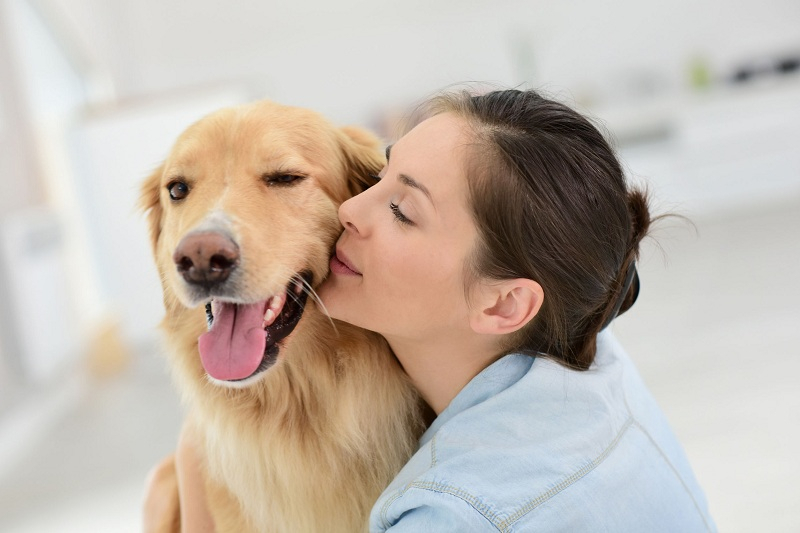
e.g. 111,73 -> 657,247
370,331 -> 716,532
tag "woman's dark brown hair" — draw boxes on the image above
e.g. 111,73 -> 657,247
423,89 -> 652,370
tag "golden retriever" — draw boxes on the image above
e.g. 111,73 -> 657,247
140,100 -> 424,532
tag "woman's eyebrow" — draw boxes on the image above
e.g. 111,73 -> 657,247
399,173 -> 433,205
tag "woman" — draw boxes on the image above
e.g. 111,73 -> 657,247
147,88 -> 715,531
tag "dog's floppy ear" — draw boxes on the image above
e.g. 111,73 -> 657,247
139,163 -> 165,253
339,125 -> 385,198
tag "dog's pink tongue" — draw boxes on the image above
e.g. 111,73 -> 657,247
198,302 -> 266,381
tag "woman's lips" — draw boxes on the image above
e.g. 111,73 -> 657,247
330,249 -> 362,276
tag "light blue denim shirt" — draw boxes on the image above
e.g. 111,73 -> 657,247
369,331 -> 715,532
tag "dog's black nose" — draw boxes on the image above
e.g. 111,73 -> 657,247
173,231 -> 239,286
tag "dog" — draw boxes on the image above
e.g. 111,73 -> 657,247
140,100 -> 424,532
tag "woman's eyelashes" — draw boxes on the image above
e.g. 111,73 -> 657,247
389,202 -> 414,226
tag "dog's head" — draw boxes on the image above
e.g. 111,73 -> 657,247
140,100 -> 383,387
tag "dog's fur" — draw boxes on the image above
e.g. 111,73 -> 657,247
140,101 -> 424,532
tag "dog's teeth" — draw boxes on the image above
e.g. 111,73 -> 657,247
263,308 -> 276,327
205,302 -> 214,329
263,292 -> 286,327
293,279 -> 303,295
272,292 -> 287,310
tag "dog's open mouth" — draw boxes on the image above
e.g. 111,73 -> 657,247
197,272 -> 312,382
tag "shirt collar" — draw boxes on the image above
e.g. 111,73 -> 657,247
418,353 -> 535,447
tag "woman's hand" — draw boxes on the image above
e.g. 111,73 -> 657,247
143,423 -> 216,533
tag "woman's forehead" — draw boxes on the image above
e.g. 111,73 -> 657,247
392,114 -> 471,187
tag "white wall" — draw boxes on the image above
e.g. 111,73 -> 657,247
38,0 -> 800,124
0,0 -> 42,210
0,0 -> 46,389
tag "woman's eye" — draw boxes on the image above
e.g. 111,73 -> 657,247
167,180 -> 190,201
389,202 -> 414,226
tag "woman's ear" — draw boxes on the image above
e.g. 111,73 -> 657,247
338,125 -> 386,198
139,163 -> 165,254
469,279 -> 544,336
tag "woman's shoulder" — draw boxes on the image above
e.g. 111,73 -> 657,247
370,333 -> 715,532
423,332 -> 638,466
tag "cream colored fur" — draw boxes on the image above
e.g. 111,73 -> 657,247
140,101 -> 423,532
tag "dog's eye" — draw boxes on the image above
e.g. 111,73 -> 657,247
167,180 -> 190,201
265,174 -> 305,186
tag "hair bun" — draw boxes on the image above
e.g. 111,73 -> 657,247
627,188 -> 652,254
614,187 -> 652,318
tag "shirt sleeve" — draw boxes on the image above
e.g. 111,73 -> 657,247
376,488 -> 500,532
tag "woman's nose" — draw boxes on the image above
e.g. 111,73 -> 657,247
339,182 -> 380,235
338,195 -> 362,235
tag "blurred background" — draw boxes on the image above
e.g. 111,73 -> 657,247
0,0 -> 798,531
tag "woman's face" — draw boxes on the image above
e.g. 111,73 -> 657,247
318,113 -> 479,342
